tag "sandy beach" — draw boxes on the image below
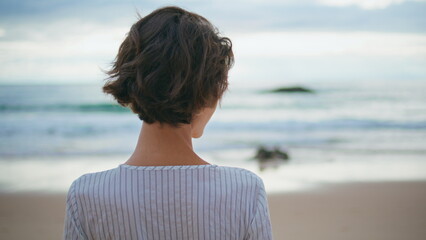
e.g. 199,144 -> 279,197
1,181 -> 425,240
268,181 -> 426,240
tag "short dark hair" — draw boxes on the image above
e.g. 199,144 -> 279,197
102,6 -> 234,127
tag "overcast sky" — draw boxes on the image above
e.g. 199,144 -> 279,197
0,0 -> 425,85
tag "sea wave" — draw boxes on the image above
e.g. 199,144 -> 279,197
0,103 -> 130,113
209,119 -> 426,130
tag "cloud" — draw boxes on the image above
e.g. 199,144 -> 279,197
202,1 -> 426,33
1,0 -> 426,83
317,0 -> 425,10
227,30 -> 426,85
0,20 -> 129,83
231,31 -> 426,57
1,1 -> 426,37
2,27 -> 425,84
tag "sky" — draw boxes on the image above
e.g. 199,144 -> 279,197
0,0 -> 425,86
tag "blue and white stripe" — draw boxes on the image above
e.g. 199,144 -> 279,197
64,164 -> 273,240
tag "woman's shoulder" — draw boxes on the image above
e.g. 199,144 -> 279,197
215,165 -> 265,185
67,164 -> 265,192
68,166 -> 120,190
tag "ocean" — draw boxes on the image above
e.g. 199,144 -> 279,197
1,80 -> 426,193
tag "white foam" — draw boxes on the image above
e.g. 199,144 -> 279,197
1,154 -> 425,193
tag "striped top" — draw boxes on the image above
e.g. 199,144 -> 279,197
63,164 -> 273,240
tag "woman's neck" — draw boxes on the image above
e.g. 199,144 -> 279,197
125,122 -> 209,166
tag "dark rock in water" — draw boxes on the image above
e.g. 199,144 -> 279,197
272,146 -> 289,160
254,145 -> 290,171
268,86 -> 314,93
254,146 -> 274,161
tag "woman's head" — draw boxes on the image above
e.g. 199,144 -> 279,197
102,6 -> 234,128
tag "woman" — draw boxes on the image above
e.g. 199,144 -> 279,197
63,6 -> 273,240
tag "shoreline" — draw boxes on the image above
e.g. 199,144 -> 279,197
1,180 -> 426,240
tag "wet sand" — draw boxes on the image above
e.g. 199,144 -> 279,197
268,181 -> 426,240
1,181 -> 425,240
